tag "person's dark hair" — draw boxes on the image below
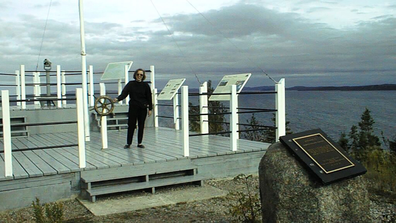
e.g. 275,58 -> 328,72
133,68 -> 146,81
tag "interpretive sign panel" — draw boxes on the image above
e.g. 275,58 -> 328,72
157,78 -> 186,100
209,73 -> 251,101
280,129 -> 367,185
101,61 -> 133,80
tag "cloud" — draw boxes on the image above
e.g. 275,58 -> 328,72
0,1 -> 395,87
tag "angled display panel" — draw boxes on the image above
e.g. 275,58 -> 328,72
158,78 -> 186,100
209,73 -> 251,101
101,61 -> 133,80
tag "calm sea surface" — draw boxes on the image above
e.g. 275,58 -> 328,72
238,90 -> 396,141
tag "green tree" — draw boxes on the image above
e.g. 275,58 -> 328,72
390,137 -> 396,154
338,132 -> 349,152
242,113 -> 292,143
189,80 -> 226,134
338,108 -> 396,192
358,108 -> 381,149
242,114 -> 267,142
339,108 -> 381,161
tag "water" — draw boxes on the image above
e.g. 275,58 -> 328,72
238,90 -> 396,141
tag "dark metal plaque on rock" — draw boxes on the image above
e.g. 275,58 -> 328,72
280,129 -> 366,185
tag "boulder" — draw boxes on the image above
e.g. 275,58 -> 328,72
259,142 -> 370,223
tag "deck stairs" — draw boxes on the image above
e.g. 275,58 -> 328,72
0,116 -> 29,137
80,159 -> 203,202
93,110 -> 129,131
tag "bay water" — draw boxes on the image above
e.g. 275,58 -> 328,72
238,90 -> 396,142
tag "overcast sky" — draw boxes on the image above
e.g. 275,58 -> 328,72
0,0 -> 395,88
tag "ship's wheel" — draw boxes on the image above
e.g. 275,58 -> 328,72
94,95 -> 114,116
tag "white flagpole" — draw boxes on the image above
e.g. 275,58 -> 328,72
79,0 -> 90,141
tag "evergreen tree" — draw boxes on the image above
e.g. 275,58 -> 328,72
189,80 -> 226,134
338,132 -> 349,152
358,108 -> 381,149
242,113 -> 292,143
390,137 -> 396,154
242,114 -> 266,142
340,108 -> 382,161
207,80 -> 227,134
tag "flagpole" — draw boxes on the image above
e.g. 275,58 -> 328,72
78,0 -> 90,141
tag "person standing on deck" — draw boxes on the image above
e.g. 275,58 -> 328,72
113,68 -> 152,149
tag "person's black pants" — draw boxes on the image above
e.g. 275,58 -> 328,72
127,106 -> 147,145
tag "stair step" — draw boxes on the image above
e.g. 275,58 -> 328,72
86,175 -> 203,196
81,166 -> 196,184
107,117 -> 128,121
107,124 -> 128,128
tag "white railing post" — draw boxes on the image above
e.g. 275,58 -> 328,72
150,65 -> 155,92
230,85 -> 238,151
15,70 -> 21,107
2,90 -> 13,178
173,94 -> 180,130
61,70 -> 67,106
181,86 -> 189,157
89,65 -> 94,107
199,82 -> 209,134
57,65 -> 62,108
275,78 -> 286,141
118,79 -> 123,104
154,88 -> 158,128
100,83 -> 108,149
20,65 -> 26,109
33,72 -> 41,107
76,88 -> 86,168
124,65 -> 129,104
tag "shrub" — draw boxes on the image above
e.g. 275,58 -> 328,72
227,174 -> 261,223
32,197 -> 64,223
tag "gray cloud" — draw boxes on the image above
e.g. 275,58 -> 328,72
0,2 -> 394,88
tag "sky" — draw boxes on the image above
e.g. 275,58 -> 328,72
0,0 -> 395,88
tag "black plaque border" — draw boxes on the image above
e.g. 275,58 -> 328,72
280,129 -> 367,185
292,133 -> 355,174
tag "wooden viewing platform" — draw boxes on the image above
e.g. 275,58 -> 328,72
0,127 -> 270,210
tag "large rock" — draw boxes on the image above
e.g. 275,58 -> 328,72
259,142 -> 370,223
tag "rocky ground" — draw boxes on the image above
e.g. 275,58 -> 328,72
0,175 -> 395,223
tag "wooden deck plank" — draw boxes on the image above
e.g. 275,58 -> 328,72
15,137 -> 37,149
22,150 -> 58,176
44,149 -> 80,172
33,134 -> 70,148
27,135 -> 53,148
11,139 -> 28,151
85,147 -> 126,168
88,134 -> 157,165
10,155 -> 29,179
0,127 -> 270,183
85,136 -> 143,165
0,155 -> 6,181
12,152 -> 43,177
20,136 -> 43,149
84,149 -> 118,169
84,136 -> 137,166
86,131 -> 158,165
57,147 -> 97,170
32,150 -> 71,174
50,132 -> 78,145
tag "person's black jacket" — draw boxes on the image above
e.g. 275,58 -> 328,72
117,81 -> 152,110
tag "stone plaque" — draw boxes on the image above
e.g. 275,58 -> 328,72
280,129 -> 366,184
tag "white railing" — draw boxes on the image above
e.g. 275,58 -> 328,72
181,86 -> 189,157
1,88 -> 87,177
166,80 -> 286,157
1,90 -> 13,178
2,65 -> 285,169
275,78 -> 286,141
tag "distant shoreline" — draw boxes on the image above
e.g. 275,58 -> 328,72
287,84 -> 396,91
243,84 -> 396,92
